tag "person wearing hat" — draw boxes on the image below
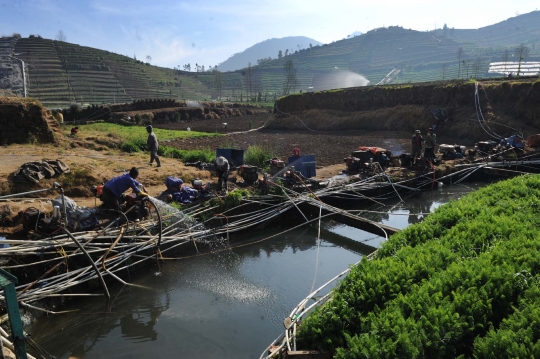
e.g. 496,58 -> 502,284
411,130 -> 424,165
214,156 -> 229,193
424,128 -> 437,160
146,125 -> 161,167
102,167 -> 147,210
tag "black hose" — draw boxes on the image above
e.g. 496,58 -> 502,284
145,197 -> 163,252
60,227 -> 110,299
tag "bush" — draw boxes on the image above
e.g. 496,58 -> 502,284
141,113 -> 152,125
157,146 -> 214,163
173,112 -> 181,123
134,114 -> 142,124
244,145 -> 273,171
121,139 -> 146,153
69,103 -> 81,113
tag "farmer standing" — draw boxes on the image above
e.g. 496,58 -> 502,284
411,130 -> 424,165
146,125 -> 161,167
424,128 -> 437,160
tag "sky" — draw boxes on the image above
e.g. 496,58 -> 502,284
1,0 -> 538,69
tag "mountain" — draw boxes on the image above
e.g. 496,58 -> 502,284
225,11 -> 540,93
216,36 -> 322,72
3,11 -> 540,105
434,10 -> 540,49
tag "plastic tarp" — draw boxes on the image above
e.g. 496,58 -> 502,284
53,195 -> 98,231
500,135 -> 525,148
169,186 -> 199,204
165,176 -> 184,191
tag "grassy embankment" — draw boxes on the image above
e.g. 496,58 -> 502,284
297,175 -> 540,359
66,123 -> 218,162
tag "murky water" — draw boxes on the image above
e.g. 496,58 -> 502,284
28,183 -> 484,359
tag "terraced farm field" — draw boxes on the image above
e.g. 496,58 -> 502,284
4,11 -> 540,104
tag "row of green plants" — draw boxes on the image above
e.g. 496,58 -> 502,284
297,175 -> 540,358
120,139 -> 214,163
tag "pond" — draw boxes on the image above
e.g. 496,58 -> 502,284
28,183 -> 485,359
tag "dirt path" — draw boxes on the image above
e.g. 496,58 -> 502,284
0,144 -> 214,215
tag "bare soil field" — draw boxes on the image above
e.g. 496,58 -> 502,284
159,113 -> 468,166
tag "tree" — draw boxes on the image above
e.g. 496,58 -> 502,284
195,63 -> 199,72
278,50 -> 283,58
214,70 -> 223,99
133,54 -> 137,60
285,49 -> 289,56
309,43 -> 313,49
473,57 -> 483,78
464,58 -> 471,78
146,55 -> 152,64
499,49 -> 510,75
56,30 -> 67,42
282,59 -> 298,95
440,63 -> 448,80
515,43 -> 529,76
442,24 -> 448,37
245,62 -> 253,99
456,47 -> 464,78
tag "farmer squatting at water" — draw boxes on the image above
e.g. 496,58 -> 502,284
102,167 -> 148,210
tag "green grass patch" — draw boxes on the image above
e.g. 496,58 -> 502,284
158,146 -> 214,163
74,123 -> 218,162
244,145 -> 274,171
76,123 -> 218,142
297,175 -> 540,358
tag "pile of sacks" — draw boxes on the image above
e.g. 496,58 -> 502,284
13,160 -> 70,184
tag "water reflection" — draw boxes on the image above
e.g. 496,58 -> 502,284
30,226 -> 362,359
29,183 -> 485,359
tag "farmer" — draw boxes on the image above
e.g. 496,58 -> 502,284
146,125 -> 161,167
54,110 -> 64,125
411,130 -> 424,165
214,156 -> 229,193
102,167 -> 147,210
424,128 -> 437,160
70,126 -> 79,136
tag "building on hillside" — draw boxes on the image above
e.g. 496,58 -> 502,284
488,61 -> 540,76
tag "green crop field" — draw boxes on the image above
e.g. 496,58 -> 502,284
297,175 -> 540,358
73,122 -> 217,142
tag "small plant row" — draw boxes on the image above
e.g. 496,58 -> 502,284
120,139 -> 214,163
297,175 -> 540,358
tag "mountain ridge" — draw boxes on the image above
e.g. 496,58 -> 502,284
216,36 -> 322,72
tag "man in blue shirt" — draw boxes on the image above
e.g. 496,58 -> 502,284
102,167 -> 147,210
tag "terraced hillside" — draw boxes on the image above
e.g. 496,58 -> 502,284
10,37 -> 217,107
435,10 -> 540,49
234,12 -> 540,92
3,11 -> 540,104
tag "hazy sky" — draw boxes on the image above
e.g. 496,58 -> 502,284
1,0 -> 538,69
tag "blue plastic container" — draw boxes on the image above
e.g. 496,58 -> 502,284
288,155 -> 316,178
0,237 -> 9,249
216,149 -> 245,168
